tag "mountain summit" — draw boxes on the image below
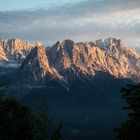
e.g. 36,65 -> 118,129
0,38 -> 35,66
15,45 -> 64,86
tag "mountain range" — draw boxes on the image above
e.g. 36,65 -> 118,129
0,37 -> 139,80
0,37 -> 139,87
0,37 -> 139,140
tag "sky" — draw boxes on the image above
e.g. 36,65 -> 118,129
0,0 -> 140,48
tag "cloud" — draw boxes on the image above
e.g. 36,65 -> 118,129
0,0 -> 140,48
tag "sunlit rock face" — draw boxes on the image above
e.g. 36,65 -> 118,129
0,38 -> 35,66
48,37 -> 140,81
15,45 -> 64,86
3,37 -> 140,87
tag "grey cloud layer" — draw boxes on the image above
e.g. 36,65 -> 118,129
0,0 -> 140,47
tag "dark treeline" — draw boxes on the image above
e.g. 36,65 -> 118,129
2,82 -> 140,140
0,92 -> 62,140
116,83 -> 140,140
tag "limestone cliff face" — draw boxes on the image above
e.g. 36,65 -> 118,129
0,46 -> 8,62
16,46 -> 63,85
48,38 -> 140,81
5,37 -> 140,87
0,38 -> 35,65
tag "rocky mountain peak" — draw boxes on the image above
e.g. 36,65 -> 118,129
53,39 -> 74,52
48,40 -> 74,70
35,42 -> 43,47
17,46 -> 50,85
16,45 -> 64,85
0,38 -> 35,65
95,37 -> 126,50
21,45 -> 51,73
61,39 -> 74,47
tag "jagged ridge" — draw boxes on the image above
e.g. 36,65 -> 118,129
47,38 -> 140,81
0,38 -> 35,66
14,37 -> 140,87
15,45 -> 65,86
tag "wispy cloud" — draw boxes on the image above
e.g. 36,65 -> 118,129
0,0 -> 140,47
